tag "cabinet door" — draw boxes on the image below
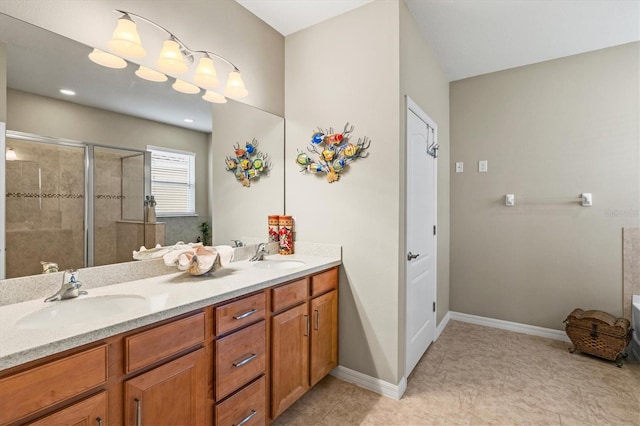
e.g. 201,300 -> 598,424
270,303 -> 309,419
310,290 -> 338,386
28,391 -> 107,426
125,348 -> 205,426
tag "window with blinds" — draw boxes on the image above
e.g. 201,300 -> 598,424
148,146 -> 196,216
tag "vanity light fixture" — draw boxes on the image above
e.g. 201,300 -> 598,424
88,48 -> 127,69
89,9 -> 249,103
202,90 -> 227,104
135,65 -> 168,82
172,79 -> 200,94
5,148 -> 17,161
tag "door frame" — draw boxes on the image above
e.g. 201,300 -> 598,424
404,96 -> 438,378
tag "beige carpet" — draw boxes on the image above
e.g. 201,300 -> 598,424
272,320 -> 640,425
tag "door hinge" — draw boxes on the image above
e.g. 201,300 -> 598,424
433,302 -> 436,312
433,225 -> 437,236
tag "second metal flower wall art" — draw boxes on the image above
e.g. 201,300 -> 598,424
296,123 -> 371,183
225,138 -> 271,187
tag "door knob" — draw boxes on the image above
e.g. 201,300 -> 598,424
407,252 -> 420,261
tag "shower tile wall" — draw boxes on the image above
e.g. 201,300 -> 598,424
4,140 -> 84,278
94,151 -> 123,266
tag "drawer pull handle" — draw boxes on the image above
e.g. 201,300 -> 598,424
233,309 -> 258,320
96,417 -> 103,426
315,309 -> 319,331
135,398 -> 142,426
234,409 -> 257,426
233,353 -> 258,367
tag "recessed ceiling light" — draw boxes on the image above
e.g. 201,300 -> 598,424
59,89 -> 76,96
183,118 -> 194,123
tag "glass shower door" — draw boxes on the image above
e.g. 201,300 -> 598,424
93,147 -> 146,266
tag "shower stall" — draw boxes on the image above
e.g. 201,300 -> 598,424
2,131 -> 156,279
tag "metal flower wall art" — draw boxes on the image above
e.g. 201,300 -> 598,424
225,138 -> 270,187
296,123 -> 371,183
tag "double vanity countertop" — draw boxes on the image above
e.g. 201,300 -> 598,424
0,252 -> 341,371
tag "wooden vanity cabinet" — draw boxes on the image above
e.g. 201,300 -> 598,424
123,312 -> 207,426
124,348 -> 206,426
213,292 -> 267,426
0,265 -> 338,426
270,267 -> 339,420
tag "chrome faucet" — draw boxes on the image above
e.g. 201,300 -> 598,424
44,270 -> 87,302
231,240 -> 245,247
249,243 -> 268,262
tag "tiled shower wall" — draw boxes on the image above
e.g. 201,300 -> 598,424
93,151 -> 122,266
4,140 -> 85,277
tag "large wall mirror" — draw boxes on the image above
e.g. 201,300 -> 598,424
0,13 -> 284,279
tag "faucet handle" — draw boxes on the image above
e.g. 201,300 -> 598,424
63,269 -> 80,286
231,240 -> 244,247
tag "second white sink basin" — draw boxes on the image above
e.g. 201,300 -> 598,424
252,260 -> 306,270
15,295 -> 148,330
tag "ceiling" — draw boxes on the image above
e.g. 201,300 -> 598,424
236,0 -> 640,81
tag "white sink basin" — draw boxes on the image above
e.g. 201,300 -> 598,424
252,260 -> 306,270
15,295 -> 148,330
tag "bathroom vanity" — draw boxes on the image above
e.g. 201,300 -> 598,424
0,253 -> 340,426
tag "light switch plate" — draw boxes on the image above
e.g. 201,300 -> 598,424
455,162 -> 463,173
478,160 -> 488,173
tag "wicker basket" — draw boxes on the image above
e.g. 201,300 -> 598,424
564,309 -> 633,367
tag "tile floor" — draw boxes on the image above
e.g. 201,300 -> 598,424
272,320 -> 640,425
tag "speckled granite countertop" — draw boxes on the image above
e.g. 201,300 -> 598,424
0,253 -> 341,371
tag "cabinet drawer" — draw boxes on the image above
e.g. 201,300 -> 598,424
215,292 -> 266,336
0,345 -> 107,425
271,278 -> 308,312
125,312 -> 205,373
215,377 -> 265,426
28,391 -> 107,426
311,267 -> 338,297
215,321 -> 266,401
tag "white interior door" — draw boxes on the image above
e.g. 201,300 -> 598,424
405,98 -> 437,376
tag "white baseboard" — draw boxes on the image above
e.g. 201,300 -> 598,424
330,365 -> 406,400
435,311 -> 450,340
449,311 -> 570,342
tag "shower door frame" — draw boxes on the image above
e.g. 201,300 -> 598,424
2,130 -> 150,278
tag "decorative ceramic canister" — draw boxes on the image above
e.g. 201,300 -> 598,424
278,215 -> 294,255
268,215 -> 280,243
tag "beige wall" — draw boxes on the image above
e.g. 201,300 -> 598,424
286,1 -> 402,384
399,1 -> 451,331
211,100 -> 285,245
7,89 -> 210,217
450,42 -> 640,329
0,0 -> 284,116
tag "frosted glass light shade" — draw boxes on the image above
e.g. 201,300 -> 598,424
88,48 -> 127,69
194,57 -> 219,89
172,79 -> 200,94
224,71 -> 248,98
5,148 -> 17,161
107,17 -> 146,58
135,66 -> 168,82
202,90 -> 227,104
156,39 -> 188,75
